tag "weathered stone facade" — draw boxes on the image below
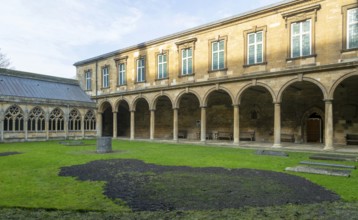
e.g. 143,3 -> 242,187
0,69 -> 96,142
75,0 -> 358,150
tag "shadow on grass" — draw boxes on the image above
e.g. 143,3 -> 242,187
59,159 -> 340,211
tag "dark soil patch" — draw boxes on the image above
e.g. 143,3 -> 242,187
0,152 -> 21,157
59,159 -> 340,211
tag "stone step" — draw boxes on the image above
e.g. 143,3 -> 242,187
309,154 -> 357,162
300,161 -> 356,169
255,150 -> 288,157
285,166 -> 351,177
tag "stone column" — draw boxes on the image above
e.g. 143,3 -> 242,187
64,115 -> 68,140
200,106 -> 207,142
324,99 -> 334,151
272,102 -> 282,148
233,105 -> 240,144
150,109 -> 155,140
24,115 -> 28,141
173,108 -> 178,141
96,112 -> 102,137
113,111 -> 117,138
81,115 -> 85,139
130,110 -> 135,140
45,112 -> 49,140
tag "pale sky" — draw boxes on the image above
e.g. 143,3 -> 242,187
0,0 -> 282,78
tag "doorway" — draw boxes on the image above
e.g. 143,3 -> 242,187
306,113 -> 322,143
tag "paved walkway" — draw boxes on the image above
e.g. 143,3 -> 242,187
119,138 -> 358,155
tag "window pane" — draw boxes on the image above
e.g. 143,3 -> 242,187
303,20 -> 310,32
219,51 -> 224,69
348,8 -> 358,23
163,63 -> 167,77
188,58 -> 193,74
302,34 -> 310,56
248,34 -> 255,44
257,44 -> 263,63
292,36 -> 300,57
349,25 -> 358,48
292,23 -> 300,35
219,40 -> 224,50
182,59 -> 187,74
188,48 -> 192,57
213,52 -> 218,70
212,42 -> 218,52
248,45 -> 255,65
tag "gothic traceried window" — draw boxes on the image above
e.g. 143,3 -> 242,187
69,109 -> 81,131
49,108 -> 64,131
28,107 -> 45,131
4,105 -> 24,131
84,110 -> 96,131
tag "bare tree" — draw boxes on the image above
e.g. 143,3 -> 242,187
0,48 -> 11,68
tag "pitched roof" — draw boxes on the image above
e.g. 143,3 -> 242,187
0,68 -> 94,104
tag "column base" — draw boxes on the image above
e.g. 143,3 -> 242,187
323,145 -> 334,151
272,144 -> 282,148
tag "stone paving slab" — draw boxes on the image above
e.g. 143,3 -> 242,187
285,166 -> 351,177
309,154 -> 358,162
255,150 -> 288,157
300,161 -> 356,169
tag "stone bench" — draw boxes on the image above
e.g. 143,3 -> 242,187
240,131 -> 255,141
217,132 -> 233,140
281,133 -> 295,142
346,134 -> 358,145
285,166 -> 351,177
299,161 -> 356,169
178,130 -> 187,139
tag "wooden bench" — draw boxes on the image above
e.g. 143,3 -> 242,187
217,132 -> 233,140
281,133 -> 295,142
346,134 -> 358,145
178,130 -> 187,139
240,131 -> 255,141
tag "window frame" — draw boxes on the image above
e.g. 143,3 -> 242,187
243,26 -> 267,67
156,51 -> 169,80
136,56 -> 146,83
342,4 -> 358,51
208,36 -> 228,72
114,56 -> 128,86
101,66 -> 110,88
282,4 -> 320,60
175,38 -> 197,77
84,70 -> 92,90
181,48 -> 193,76
290,19 -> 312,58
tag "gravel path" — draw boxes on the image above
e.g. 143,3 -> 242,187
59,159 -> 340,211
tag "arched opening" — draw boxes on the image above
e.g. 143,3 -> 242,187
333,75 -> 358,145
240,86 -> 274,142
154,96 -> 173,139
101,102 -> 113,137
135,98 -> 150,138
117,101 -> 130,137
178,93 -> 200,139
206,90 -> 233,140
281,81 -> 324,144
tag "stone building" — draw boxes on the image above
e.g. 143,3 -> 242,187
0,68 -> 96,142
74,0 -> 358,150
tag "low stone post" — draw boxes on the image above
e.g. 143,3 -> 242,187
97,137 -> 112,153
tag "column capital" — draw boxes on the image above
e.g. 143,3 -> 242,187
273,101 -> 281,105
232,104 -> 240,107
200,105 -> 207,109
150,108 -> 156,112
113,111 -> 118,114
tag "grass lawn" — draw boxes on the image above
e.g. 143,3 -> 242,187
0,139 -> 357,219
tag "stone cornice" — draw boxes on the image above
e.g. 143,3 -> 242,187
74,0 -> 303,67
91,61 -> 358,100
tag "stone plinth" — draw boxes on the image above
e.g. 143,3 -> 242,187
97,137 -> 112,153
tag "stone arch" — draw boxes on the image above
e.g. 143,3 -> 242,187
151,93 -> 174,110
69,108 -> 82,131
98,100 -> 114,113
202,86 -> 234,107
4,104 -> 24,132
114,97 -> 131,112
328,70 -> 358,99
174,89 -> 202,109
277,77 -> 328,103
28,106 -> 46,132
131,95 -> 151,111
236,82 -> 276,105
